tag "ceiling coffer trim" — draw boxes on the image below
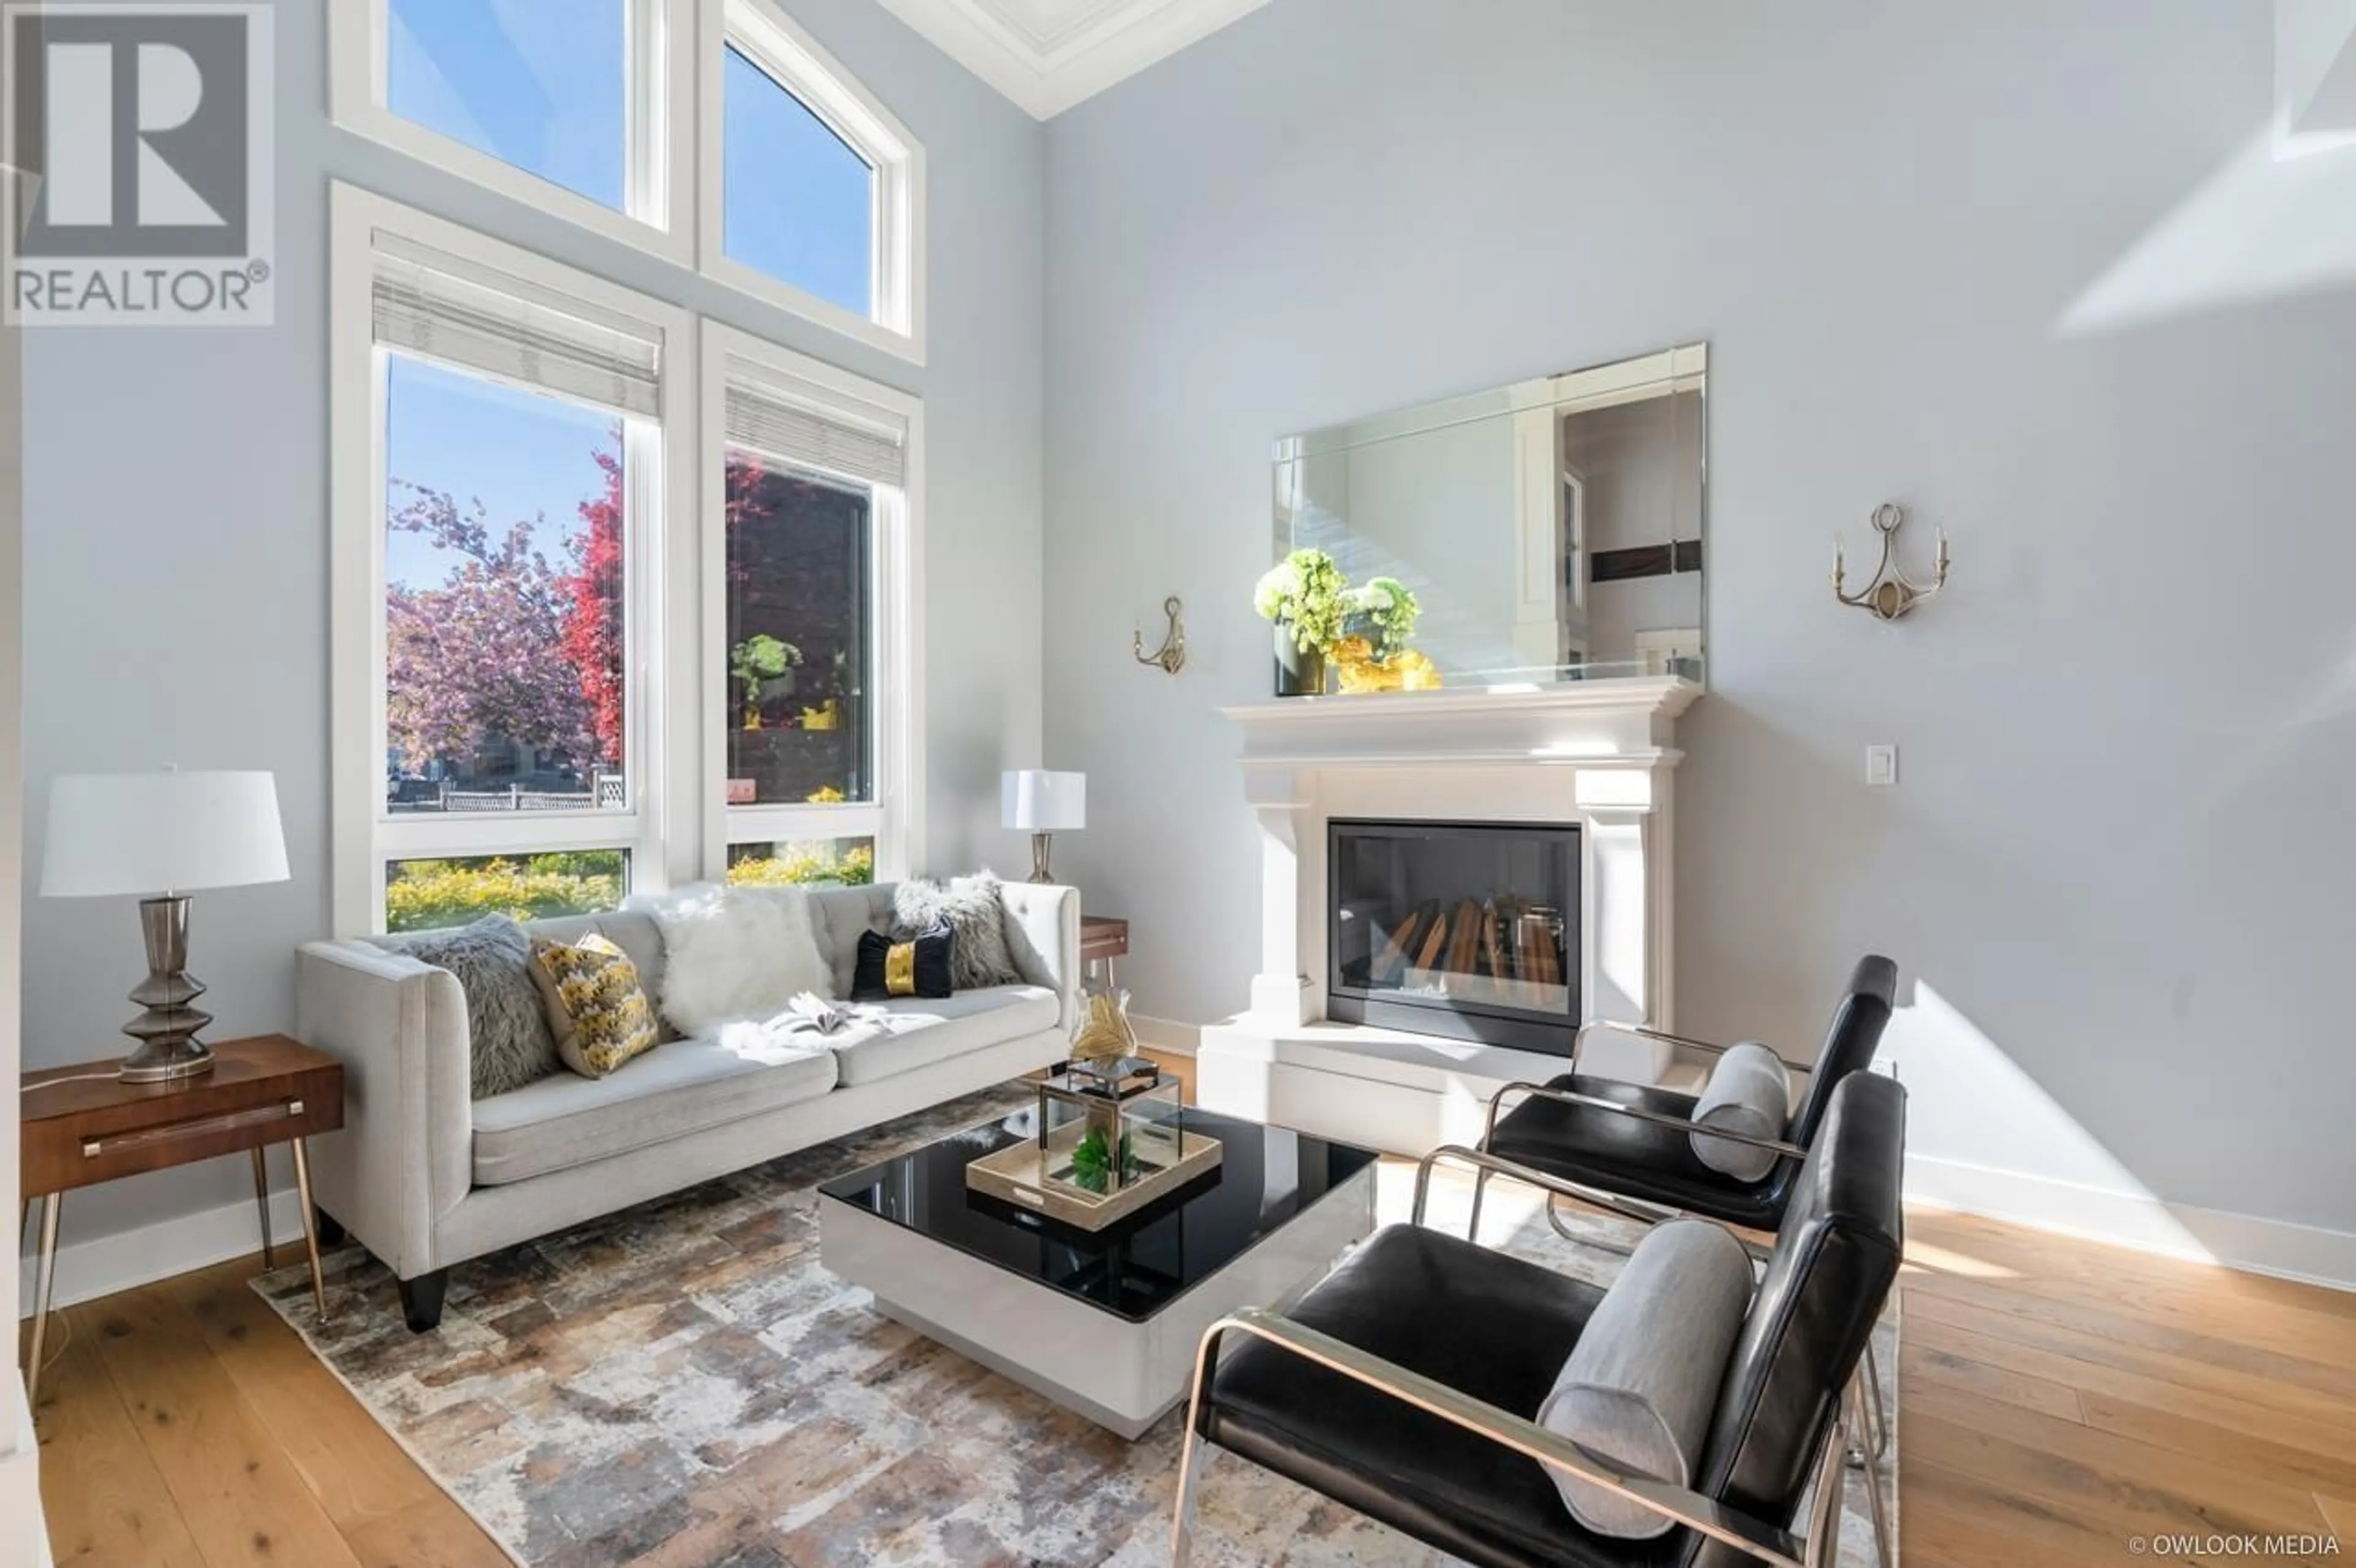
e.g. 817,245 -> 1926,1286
868,0 -> 1272,118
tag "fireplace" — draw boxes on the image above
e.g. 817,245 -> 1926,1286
1327,819 -> 1580,1055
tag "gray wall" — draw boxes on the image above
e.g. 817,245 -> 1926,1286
1043,1 -> 2356,1243
20,0 -> 1044,1255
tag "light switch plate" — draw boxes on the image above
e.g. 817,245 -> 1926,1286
1865,744 -> 1898,786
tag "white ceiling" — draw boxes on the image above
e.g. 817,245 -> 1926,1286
868,0 -> 1271,118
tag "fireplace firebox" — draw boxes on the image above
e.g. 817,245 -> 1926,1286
1328,819 -> 1580,1055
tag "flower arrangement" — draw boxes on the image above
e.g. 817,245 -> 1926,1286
1343,575 -> 1422,659
1252,548 -> 1350,653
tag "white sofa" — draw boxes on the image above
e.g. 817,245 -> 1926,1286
294,881 -> 1079,1329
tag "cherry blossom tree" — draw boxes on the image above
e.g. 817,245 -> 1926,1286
384,480 -> 601,776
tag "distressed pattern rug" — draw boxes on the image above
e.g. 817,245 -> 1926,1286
255,1083 -> 1898,1567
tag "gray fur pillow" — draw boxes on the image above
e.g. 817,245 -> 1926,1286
383,915 -> 561,1099
892,874 -> 1025,990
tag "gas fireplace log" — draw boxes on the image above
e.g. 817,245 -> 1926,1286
1371,901 -> 1438,986
1445,899 -> 1483,974
1413,907 -> 1452,975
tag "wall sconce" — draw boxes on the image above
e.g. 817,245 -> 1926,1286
1133,596 -> 1186,674
1834,503 -> 1948,621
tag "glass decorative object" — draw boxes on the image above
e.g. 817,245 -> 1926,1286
1037,1057 -> 1183,1201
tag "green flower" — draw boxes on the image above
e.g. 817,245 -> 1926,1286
1252,548 -> 1349,653
1343,575 -> 1421,658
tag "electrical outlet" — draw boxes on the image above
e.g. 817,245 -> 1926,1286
1865,745 -> 1898,786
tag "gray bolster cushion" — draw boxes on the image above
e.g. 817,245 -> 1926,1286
1538,1218 -> 1755,1538
1688,1040 -> 1792,1182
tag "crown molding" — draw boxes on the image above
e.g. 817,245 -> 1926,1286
870,0 -> 1272,118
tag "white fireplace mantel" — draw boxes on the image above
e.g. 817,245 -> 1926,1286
1198,676 -> 1701,1156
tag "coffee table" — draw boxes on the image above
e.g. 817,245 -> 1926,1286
818,1104 -> 1379,1439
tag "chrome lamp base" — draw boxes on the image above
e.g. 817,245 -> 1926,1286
1030,832 -> 1057,885
120,894 -> 215,1083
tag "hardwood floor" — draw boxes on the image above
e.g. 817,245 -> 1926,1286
24,1079 -> 2356,1565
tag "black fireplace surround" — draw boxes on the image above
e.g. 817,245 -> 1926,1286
1328,818 -> 1580,1055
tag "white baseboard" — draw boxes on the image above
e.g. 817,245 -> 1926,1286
1906,1153 -> 2356,1294
1130,1014 -> 1199,1056
17,1186 -> 311,1320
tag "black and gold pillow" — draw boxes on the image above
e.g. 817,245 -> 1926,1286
854,924 -> 955,1000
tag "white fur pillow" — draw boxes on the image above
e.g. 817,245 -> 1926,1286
626,883 -> 831,1036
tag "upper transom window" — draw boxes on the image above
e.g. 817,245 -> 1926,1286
386,0 -> 629,212
333,0 -> 924,360
702,0 -> 923,356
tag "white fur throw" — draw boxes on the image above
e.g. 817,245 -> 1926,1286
626,883 -> 832,1036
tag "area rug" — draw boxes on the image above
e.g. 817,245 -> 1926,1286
255,1084 -> 1898,1567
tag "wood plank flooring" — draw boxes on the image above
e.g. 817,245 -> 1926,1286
21,1069 -> 2356,1566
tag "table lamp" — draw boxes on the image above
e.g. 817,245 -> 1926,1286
1002,769 -> 1085,884
40,768 -> 290,1082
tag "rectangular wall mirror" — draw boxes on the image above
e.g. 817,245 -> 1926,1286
1272,342 -> 1706,686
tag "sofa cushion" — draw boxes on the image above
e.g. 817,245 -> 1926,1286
826,984 -> 1059,1087
471,1031 -> 839,1186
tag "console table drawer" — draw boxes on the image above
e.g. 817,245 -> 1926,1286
22,1052 -> 344,1196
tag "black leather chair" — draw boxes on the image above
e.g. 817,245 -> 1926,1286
1171,1070 -> 1906,1568
1450,955 -> 1899,1243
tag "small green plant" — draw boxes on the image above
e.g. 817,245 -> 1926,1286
1344,575 -> 1422,659
730,634 -> 804,728
1252,548 -> 1349,653
1068,1124 -> 1138,1195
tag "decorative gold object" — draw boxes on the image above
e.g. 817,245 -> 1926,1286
1332,637 -> 1444,694
1834,502 -> 1949,622
1133,596 -> 1187,674
1070,976 -> 1138,1064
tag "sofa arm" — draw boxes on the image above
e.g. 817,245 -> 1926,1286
999,882 -> 1082,1032
294,940 -> 472,1279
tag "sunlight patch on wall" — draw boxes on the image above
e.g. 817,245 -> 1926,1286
1879,980 -> 2215,1262
2059,129 -> 2356,335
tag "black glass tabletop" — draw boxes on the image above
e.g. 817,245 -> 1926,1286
817,1105 -> 1380,1323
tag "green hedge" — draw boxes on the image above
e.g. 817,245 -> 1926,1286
385,855 -> 626,932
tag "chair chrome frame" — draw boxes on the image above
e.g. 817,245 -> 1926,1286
1169,1305 -> 1855,1568
1568,1017 -> 1814,1078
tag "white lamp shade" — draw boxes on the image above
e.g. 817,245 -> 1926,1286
42,770 -> 291,898
1002,770 -> 1085,832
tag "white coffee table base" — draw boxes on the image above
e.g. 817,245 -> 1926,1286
821,1162 -> 1377,1440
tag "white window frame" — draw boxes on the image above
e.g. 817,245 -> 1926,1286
330,0 -> 696,265
329,183 -> 701,934
699,0 -> 926,363
330,0 -> 926,364
700,319 -> 925,884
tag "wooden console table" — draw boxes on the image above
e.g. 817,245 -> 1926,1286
18,1034 -> 343,1412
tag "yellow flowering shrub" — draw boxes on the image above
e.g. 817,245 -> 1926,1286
384,855 -> 625,932
726,843 -> 875,888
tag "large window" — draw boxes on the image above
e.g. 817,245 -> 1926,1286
333,0 -> 923,360
332,190 -> 697,934
382,357 -> 628,817
332,188 -> 923,936
703,320 -> 920,883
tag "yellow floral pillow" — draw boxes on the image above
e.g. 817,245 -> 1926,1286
529,933 -> 659,1078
